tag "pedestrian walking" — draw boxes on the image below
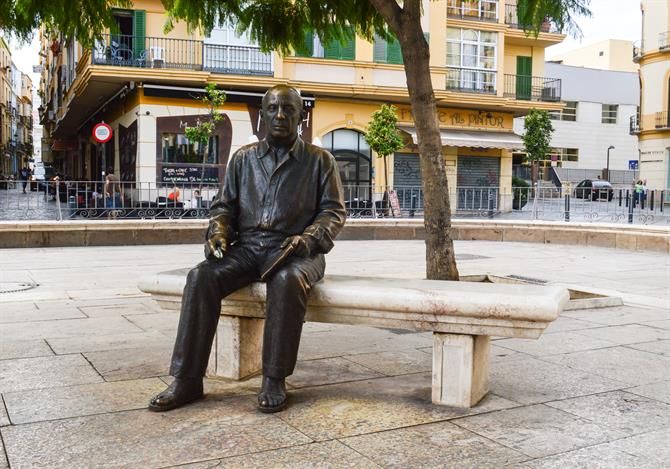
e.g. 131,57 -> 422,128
19,166 -> 31,193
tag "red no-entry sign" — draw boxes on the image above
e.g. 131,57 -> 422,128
92,122 -> 113,143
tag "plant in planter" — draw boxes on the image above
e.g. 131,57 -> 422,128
512,175 -> 530,210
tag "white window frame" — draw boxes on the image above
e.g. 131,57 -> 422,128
601,104 -> 618,124
446,28 -> 497,93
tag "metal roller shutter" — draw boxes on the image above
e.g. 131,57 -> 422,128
393,153 -> 423,213
457,156 -> 500,211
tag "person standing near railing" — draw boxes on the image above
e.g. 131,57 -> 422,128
104,167 -> 122,216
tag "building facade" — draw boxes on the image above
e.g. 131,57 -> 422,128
548,39 -> 638,73
633,0 -> 670,192
39,0 -> 564,211
0,37 -> 33,177
513,62 -> 639,178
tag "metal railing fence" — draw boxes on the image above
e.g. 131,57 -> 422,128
504,4 -> 559,32
1,182 -> 668,225
503,74 -> 561,102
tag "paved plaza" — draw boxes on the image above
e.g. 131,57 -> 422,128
0,240 -> 669,468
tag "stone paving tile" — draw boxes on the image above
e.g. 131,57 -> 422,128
453,404 -> 627,459
278,373 -> 519,441
490,356 -> 626,405
541,346 -> 670,386
627,380 -> 670,404
342,349 -> 432,376
0,339 -> 53,360
0,397 -> 312,468
542,316 -> 602,334
78,301 -> 158,318
207,441 -> 380,468
572,324 -> 670,346
489,345 -> 527,362
494,331 -> 615,357
47,330 -> 173,354
161,375 -> 265,398
515,443 -> 654,469
0,355 -> 103,393
0,396 -> 9,426
625,338 -> 670,356
287,357 -> 383,389
3,378 -> 167,424
641,319 -> 670,330
605,428 -> 670,466
0,303 -> 85,323
546,390 -> 670,434
124,311 -> 179,337
0,316 -> 143,341
342,420 -> 526,468
83,345 -> 173,381
563,306 -> 670,326
298,325 -> 431,361
0,437 -> 7,469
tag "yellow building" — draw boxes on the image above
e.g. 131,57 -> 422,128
633,0 -> 670,193
549,39 -> 639,73
40,0 -> 563,211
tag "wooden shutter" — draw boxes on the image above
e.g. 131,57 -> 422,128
295,30 -> 314,57
373,34 -> 387,62
386,37 -> 402,64
340,27 -> 355,60
132,10 -> 146,60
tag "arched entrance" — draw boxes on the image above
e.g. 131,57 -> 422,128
322,129 -> 371,202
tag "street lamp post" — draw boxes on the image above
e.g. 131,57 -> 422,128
606,145 -> 615,181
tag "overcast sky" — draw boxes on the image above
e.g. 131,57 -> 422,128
5,0 -> 644,107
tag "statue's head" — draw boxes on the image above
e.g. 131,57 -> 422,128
261,85 -> 305,146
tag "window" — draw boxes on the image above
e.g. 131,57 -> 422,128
161,133 -> 219,165
446,28 -> 497,93
550,148 -> 579,163
602,104 -> 618,124
296,28 -> 355,60
549,101 -> 577,121
373,33 -> 403,65
447,0 -> 498,21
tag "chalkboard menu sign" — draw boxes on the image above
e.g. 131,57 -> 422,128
161,165 -> 219,184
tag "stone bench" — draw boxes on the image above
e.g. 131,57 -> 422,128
139,270 -> 569,408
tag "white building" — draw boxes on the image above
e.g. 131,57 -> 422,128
514,62 -> 639,177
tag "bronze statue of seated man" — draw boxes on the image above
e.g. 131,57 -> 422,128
149,84 -> 346,413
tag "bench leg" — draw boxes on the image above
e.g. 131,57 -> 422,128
207,316 -> 264,380
432,333 -> 490,408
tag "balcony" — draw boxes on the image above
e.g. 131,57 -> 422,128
629,115 -> 640,134
503,74 -> 561,102
504,4 -> 559,32
660,32 -> 670,51
655,111 -> 670,129
447,0 -> 498,22
91,34 -> 273,76
446,68 -> 496,94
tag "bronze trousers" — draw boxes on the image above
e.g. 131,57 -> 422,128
169,233 -> 325,380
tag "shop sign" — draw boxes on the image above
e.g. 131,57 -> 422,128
397,107 -> 510,130
92,122 -> 113,143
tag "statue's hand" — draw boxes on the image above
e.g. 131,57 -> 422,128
205,218 -> 228,260
280,235 -> 316,258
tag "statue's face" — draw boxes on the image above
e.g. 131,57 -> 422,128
261,87 -> 304,144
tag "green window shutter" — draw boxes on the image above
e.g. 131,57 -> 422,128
295,30 -> 313,57
386,37 -> 402,64
132,10 -> 146,60
373,34 -> 387,63
340,27 -> 355,60
323,38 -> 342,59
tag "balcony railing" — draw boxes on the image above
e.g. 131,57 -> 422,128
447,1 -> 498,22
504,4 -> 559,32
655,111 -> 670,129
91,34 -> 273,76
503,74 -> 561,102
660,32 -> 670,51
629,115 -> 641,134
446,68 -> 496,94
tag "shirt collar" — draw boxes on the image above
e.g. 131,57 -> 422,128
257,137 -> 304,162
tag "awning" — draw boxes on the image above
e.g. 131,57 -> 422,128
399,127 -> 523,150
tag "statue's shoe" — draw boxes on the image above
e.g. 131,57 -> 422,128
257,376 -> 288,413
148,378 -> 204,412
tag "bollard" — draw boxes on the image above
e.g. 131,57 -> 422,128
618,189 -> 622,207
487,191 -> 494,218
641,191 -> 646,210
409,194 -> 417,218
564,194 -> 570,222
661,192 -> 665,212
625,189 -> 630,208
650,190 -> 655,211
628,193 -> 634,224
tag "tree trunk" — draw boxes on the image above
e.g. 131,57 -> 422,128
387,2 -> 459,281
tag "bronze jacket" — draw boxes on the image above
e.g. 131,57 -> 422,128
209,137 -> 346,254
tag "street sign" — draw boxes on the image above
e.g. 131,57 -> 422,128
628,160 -> 639,170
92,122 -> 113,143
32,65 -> 44,73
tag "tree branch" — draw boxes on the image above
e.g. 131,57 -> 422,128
367,0 -> 403,33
